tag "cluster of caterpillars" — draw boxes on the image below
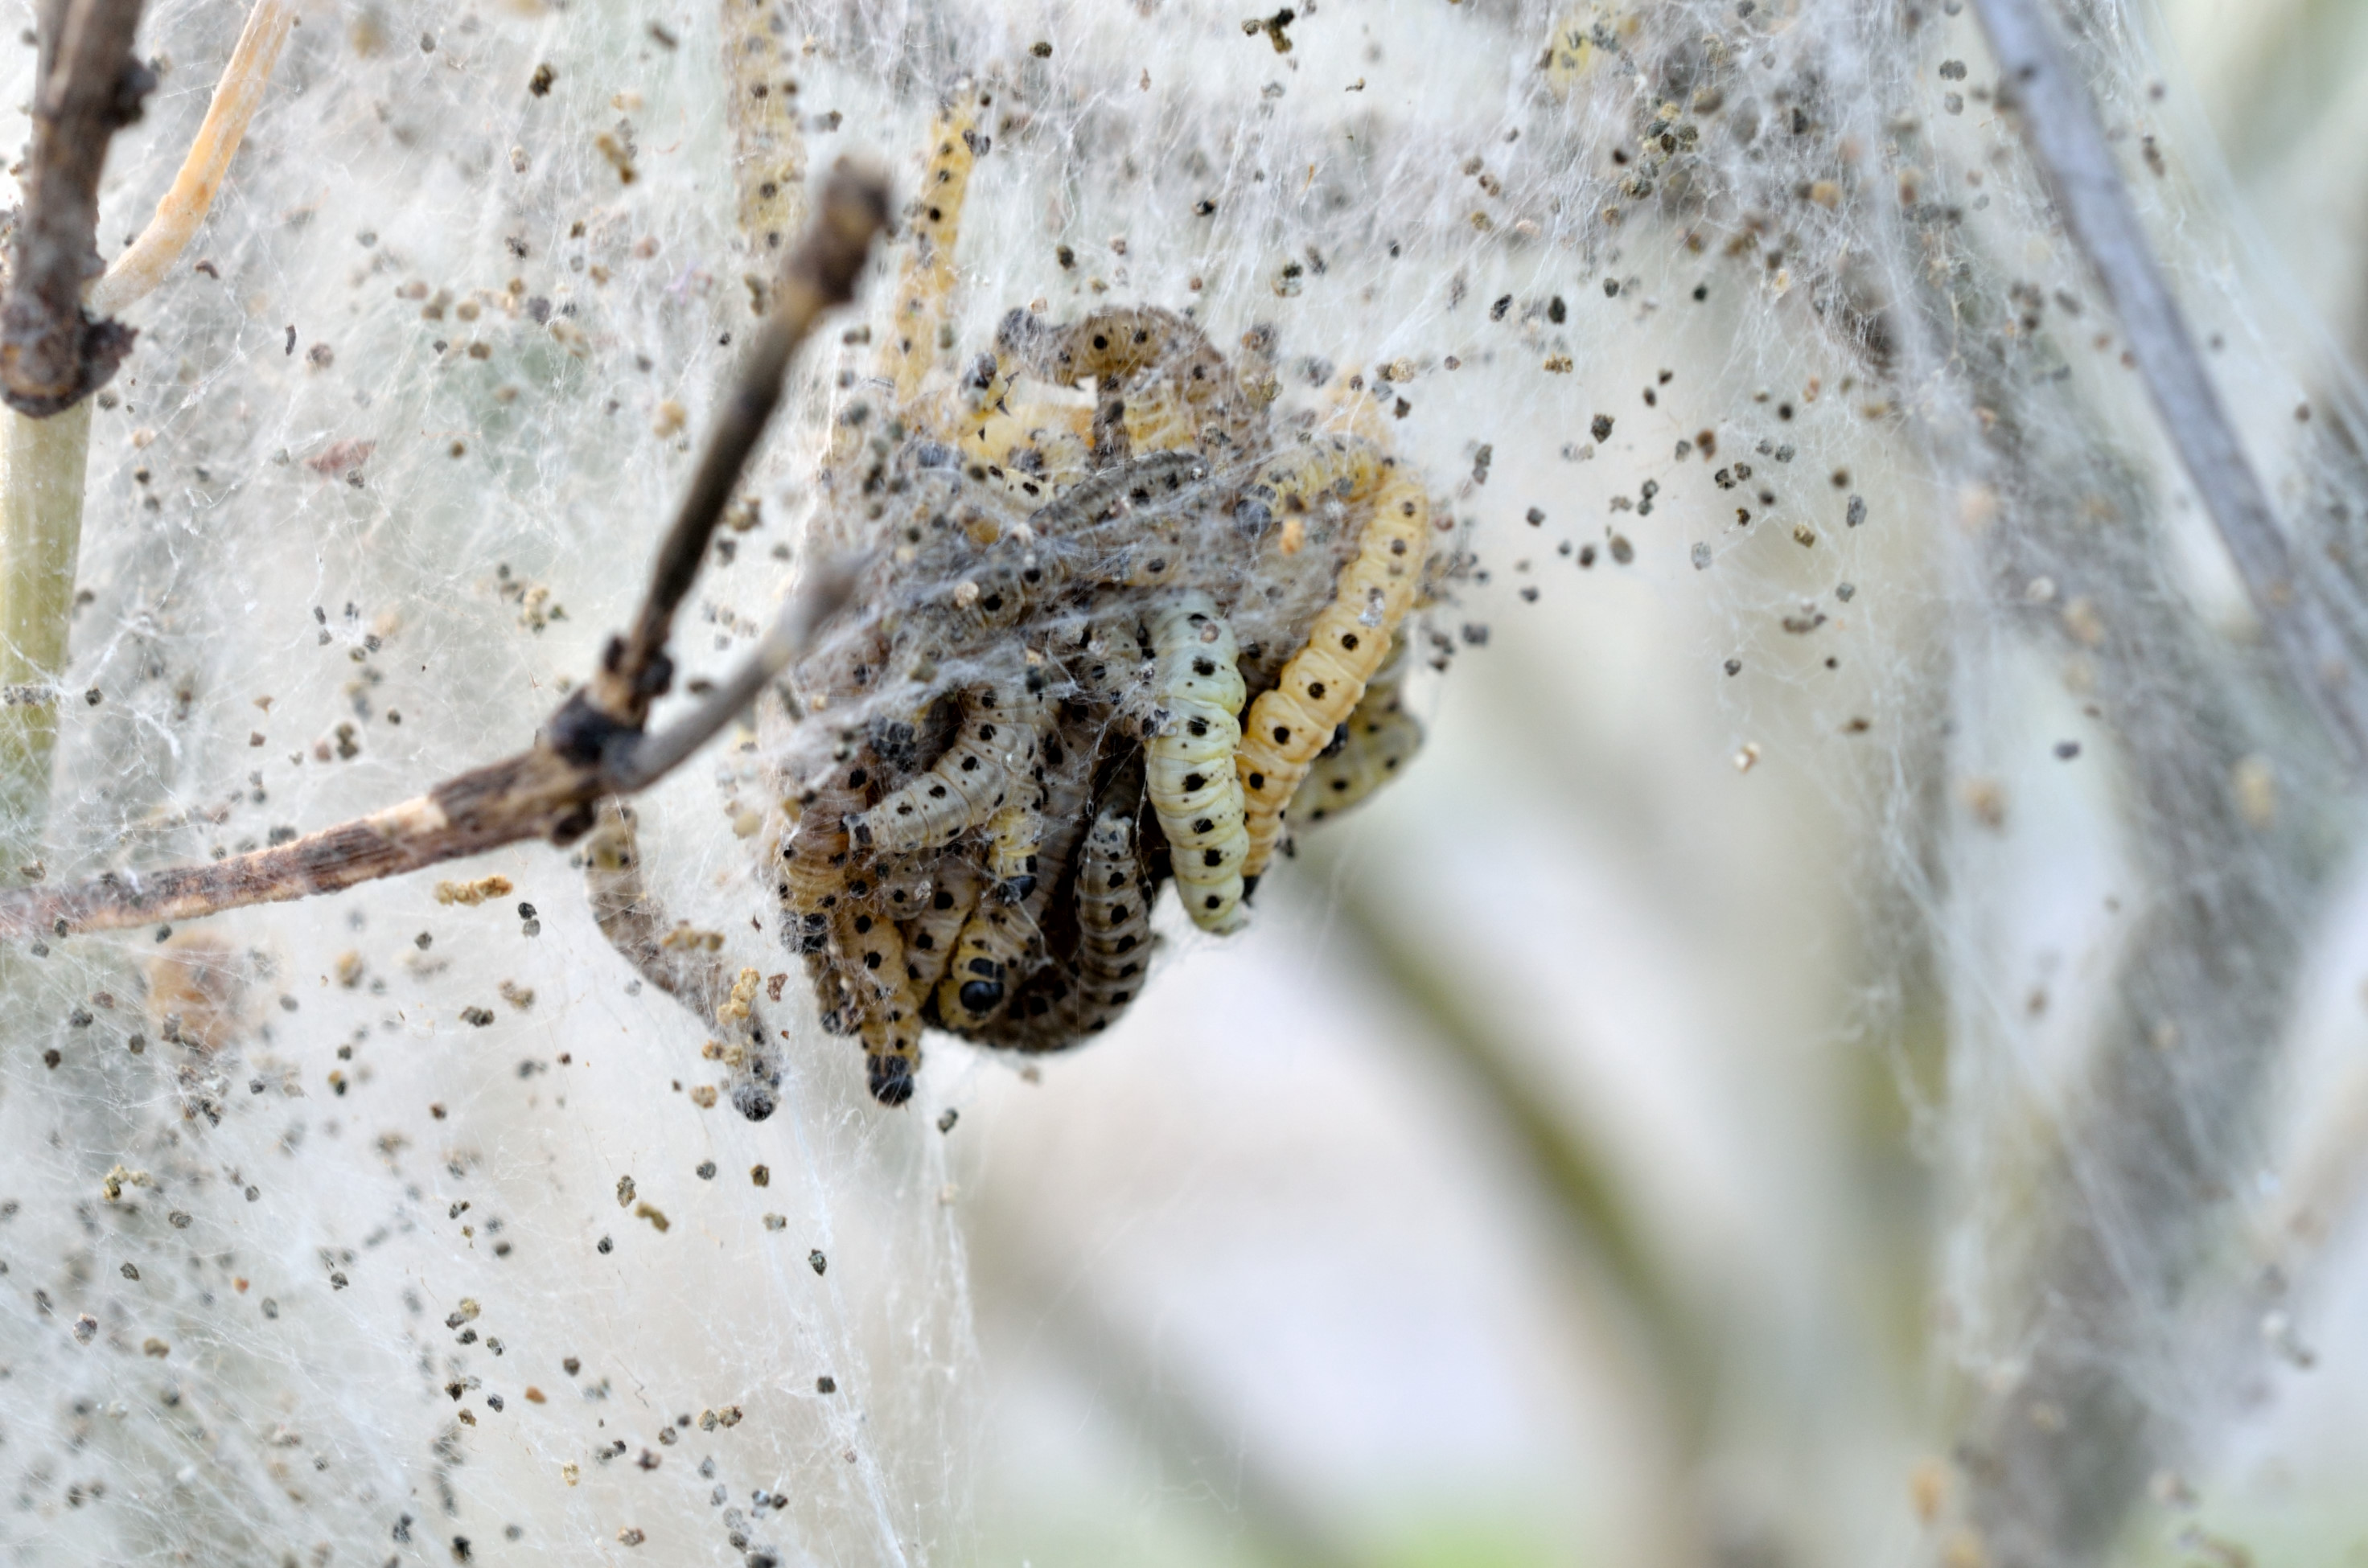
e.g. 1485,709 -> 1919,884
775,92 -> 1448,1104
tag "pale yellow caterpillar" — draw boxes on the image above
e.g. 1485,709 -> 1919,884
1145,592 -> 1250,931
1297,640 -> 1424,826
1235,449 -> 1430,877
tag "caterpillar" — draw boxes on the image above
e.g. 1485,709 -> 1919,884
778,754 -> 872,955
1235,446 -> 1431,877
1145,592 -> 1251,932
849,680 -> 1042,856
1002,306 -> 1264,460
829,899 -> 923,1106
879,96 -> 982,408
1072,802 -> 1155,1034
1297,639 -> 1424,826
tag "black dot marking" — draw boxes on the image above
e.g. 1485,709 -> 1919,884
1186,717 -> 1208,737
931,890 -> 955,910
1248,771 -> 1266,789
1272,726 -> 1290,743
1202,849 -> 1224,868
1309,681 -> 1326,699
1193,817 -> 1215,833
863,950 -> 882,970
1193,658 -> 1216,677
853,914 -> 873,934
1341,633 -> 1359,651
1183,773 -> 1206,791
957,979 -> 1004,1012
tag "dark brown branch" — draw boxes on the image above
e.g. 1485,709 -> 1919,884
605,554 -> 857,790
587,172 -> 890,729
1972,0 -> 2368,766
0,163 -> 885,941
1,0 -> 154,417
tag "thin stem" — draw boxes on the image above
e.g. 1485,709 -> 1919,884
589,176 -> 888,729
87,0 -> 296,317
0,400 -> 91,866
1971,0 -> 2368,766
604,556 -> 856,790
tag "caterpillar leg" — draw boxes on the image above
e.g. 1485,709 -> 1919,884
1143,592 -> 1251,932
1236,454 -> 1432,877
1072,801 -> 1156,1034
849,680 -> 1043,855
1297,639 -> 1424,826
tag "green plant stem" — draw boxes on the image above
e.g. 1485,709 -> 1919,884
0,398 -> 91,868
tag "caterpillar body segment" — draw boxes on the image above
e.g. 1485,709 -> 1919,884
1073,805 -> 1155,1034
932,901 -> 1038,1030
1237,460 -> 1431,876
1298,642 -> 1424,825
828,901 -> 923,1106
879,96 -> 983,407
1144,593 -> 1252,931
849,682 -> 1043,855
899,856 -> 981,996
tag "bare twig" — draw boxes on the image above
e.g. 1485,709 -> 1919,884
586,182 -> 885,731
0,0 -> 154,417
86,0 -> 295,317
1972,0 -> 2368,766
605,555 -> 854,790
0,163 -> 887,941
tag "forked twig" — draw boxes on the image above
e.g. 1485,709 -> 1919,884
0,164 -> 888,941
0,0 -> 154,416
1972,0 -> 2368,766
